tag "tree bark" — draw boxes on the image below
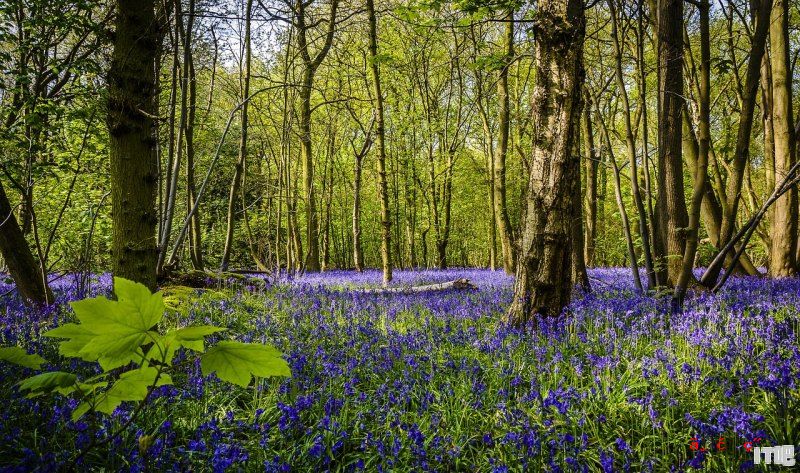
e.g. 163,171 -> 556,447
674,0 -> 710,308
652,0 -> 687,287
0,180 -> 52,304
767,0 -> 796,277
504,0 -> 585,326
108,0 -> 159,290
296,0 -> 339,272
366,0 -> 392,285
581,93 -> 598,268
609,0 -> 657,288
495,13 -> 516,274
702,0 -> 771,288
220,0 -> 252,271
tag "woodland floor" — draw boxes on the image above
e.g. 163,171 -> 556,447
0,268 -> 798,472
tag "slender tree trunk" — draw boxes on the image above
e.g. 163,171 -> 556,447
699,0 -> 772,286
504,0 -> 585,326
296,0 -> 339,272
581,93 -> 598,267
599,113 -> 643,291
220,0 -> 252,271
352,151 -> 364,271
674,0 -> 710,308
108,0 -> 159,290
570,108 -> 589,290
768,0 -> 796,277
495,13 -> 516,274
652,0 -> 687,287
366,0 -> 392,285
184,0 -> 203,270
157,0 -> 189,274
609,0 -> 657,288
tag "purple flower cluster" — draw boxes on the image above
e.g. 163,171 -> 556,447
0,268 -> 798,471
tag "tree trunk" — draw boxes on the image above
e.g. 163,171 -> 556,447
609,0 -> 657,288
570,107 -> 589,290
296,0 -> 339,273
698,0 -> 771,286
352,151 -> 364,272
674,0 -> 710,308
157,0 -> 188,275
768,0 -> 796,277
108,0 -> 159,290
0,180 -> 52,304
581,92 -> 598,267
366,0 -> 392,285
184,0 -> 203,271
504,0 -> 585,326
220,0 -> 252,271
495,13 -> 516,274
652,0 -> 687,287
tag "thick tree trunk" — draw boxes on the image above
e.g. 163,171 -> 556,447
504,0 -> 585,326
108,0 -> 159,290
652,0 -> 687,287
768,0 -> 796,277
495,14 -> 516,274
367,0 -> 392,285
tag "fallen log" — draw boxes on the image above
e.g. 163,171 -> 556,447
359,278 -> 477,294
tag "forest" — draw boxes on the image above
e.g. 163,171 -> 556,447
0,0 -> 799,471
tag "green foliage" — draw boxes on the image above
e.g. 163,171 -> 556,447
1,277 -> 290,428
201,341 -> 291,387
0,346 -> 46,370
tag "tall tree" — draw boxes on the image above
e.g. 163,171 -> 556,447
366,0 -> 392,285
608,0 -> 656,288
108,0 -> 159,289
221,0 -> 253,271
504,0 -> 585,326
495,12 -> 516,274
295,0 -> 340,272
674,0 -> 710,308
767,0 -> 796,277
652,0 -> 687,287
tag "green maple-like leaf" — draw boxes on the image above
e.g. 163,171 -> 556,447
201,341 -> 291,387
44,277 -> 165,364
18,371 -> 77,397
0,346 -> 46,370
72,367 -> 172,421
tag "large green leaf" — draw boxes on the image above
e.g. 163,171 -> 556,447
44,277 -> 165,363
201,341 -> 290,387
18,371 -> 77,396
76,367 -> 172,420
172,325 -> 226,353
0,346 -> 46,369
